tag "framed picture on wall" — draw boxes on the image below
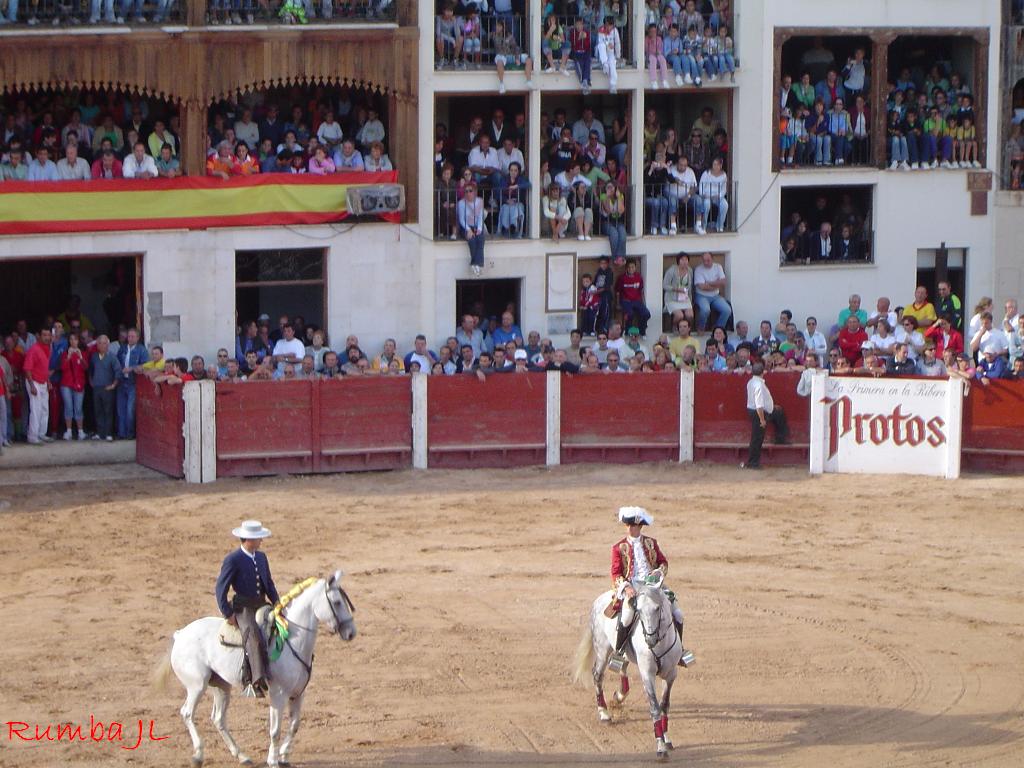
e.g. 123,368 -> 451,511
545,252 -> 576,313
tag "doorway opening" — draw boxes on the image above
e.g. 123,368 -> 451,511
916,246 -> 966,324
235,248 -> 327,338
455,278 -> 522,329
0,254 -> 141,338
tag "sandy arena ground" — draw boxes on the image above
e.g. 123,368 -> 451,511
2,463 -> 1024,767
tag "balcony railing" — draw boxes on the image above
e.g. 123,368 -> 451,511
641,179 -> 736,235
433,184 -> 531,241
434,13 -> 528,70
779,128 -> 873,169
0,0 -> 182,25
540,184 -> 634,240
543,14 -> 632,66
215,0 -> 395,24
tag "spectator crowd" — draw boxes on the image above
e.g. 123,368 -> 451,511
4,281 -> 1022,454
0,86 -> 393,182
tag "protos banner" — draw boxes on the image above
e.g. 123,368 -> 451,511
809,375 -> 964,479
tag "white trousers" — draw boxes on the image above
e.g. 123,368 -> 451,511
27,382 -> 48,442
599,51 -> 617,89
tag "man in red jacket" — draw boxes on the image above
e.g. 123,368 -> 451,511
614,259 -> 651,337
923,313 -> 964,358
836,313 -> 868,365
23,326 -> 53,445
608,506 -> 691,668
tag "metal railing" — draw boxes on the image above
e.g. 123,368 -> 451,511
433,184 -> 531,240
0,0 -> 182,24
780,128 -> 873,169
539,183 -> 634,239
542,14 -> 632,66
253,0 -> 395,24
434,13 -> 528,69
641,179 -> 736,234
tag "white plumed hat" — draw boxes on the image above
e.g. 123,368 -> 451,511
618,506 -> 653,526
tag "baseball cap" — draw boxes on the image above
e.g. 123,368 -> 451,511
514,349 -> 528,360
627,326 -> 640,336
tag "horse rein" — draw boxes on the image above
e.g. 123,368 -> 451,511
639,599 -> 678,674
277,581 -> 357,699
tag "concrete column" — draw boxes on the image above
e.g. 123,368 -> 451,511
545,370 -> 561,465
183,379 -> 216,483
529,86 -> 543,240
629,89 -> 644,236
808,373 -> 827,475
412,373 -> 428,469
678,370 -> 693,462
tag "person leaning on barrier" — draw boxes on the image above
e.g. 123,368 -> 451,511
742,362 -> 789,470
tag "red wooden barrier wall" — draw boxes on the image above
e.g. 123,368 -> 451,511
960,380 -> 1024,473
560,372 -> 680,463
215,379 -> 412,477
693,372 -> 810,465
135,375 -> 185,478
426,373 -> 547,468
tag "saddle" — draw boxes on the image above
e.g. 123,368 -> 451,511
218,605 -> 276,649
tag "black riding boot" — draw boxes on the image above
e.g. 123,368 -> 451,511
614,622 -> 631,656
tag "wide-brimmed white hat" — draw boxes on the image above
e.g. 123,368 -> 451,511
232,520 -> 272,539
618,506 -> 653,526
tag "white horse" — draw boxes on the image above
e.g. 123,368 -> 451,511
573,577 -> 682,760
154,570 -> 356,768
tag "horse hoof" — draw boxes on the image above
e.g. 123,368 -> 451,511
279,762 -> 292,768
656,749 -> 669,761
239,758 -> 253,766
190,758 -> 203,768
598,708 -> 612,723
664,737 -> 675,751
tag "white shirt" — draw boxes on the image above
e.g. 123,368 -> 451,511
272,338 -> 306,370
408,352 -> 435,373
467,145 -> 500,171
122,153 -> 157,179
796,367 -> 821,397
868,310 -> 898,330
606,337 -> 628,354
668,165 -> 697,198
1003,313 -> 1020,333
698,169 -> 728,200
803,330 -> 828,356
317,121 -> 344,146
977,328 -> 1009,355
628,535 -> 651,586
496,146 -> 525,174
746,375 -> 774,413
693,262 -> 725,297
967,312 -> 984,341
869,333 -> 897,354
894,327 -> 925,357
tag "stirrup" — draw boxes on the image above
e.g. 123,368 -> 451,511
679,648 -> 695,668
608,652 -> 629,674
242,684 -> 258,698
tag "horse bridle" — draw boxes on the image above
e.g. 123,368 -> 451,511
638,594 -> 678,674
279,580 -> 356,699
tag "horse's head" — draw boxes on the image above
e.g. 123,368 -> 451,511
636,585 -> 670,649
316,570 -> 356,642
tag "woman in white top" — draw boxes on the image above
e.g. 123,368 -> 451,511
698,157 -> 729,233
542,183 -> 570,240
869,319 -> 897,358
967,296 -> 993,341
662,252 -> 694,327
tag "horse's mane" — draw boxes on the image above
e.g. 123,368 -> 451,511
274,576 -> 321,628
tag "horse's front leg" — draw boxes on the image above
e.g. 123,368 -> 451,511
266,693 -> 286,767
659,674 -> 676,752
278,693 -> 305,767
639,663 -> 667,760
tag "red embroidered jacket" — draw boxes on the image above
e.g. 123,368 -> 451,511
611,535 -> 668,588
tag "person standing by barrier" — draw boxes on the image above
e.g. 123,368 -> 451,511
89,335 -> 121,442
116,327 -> 148,440
23,327 -> 53,445
743,362 -> 788,470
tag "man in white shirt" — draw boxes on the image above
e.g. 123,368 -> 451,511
271,324 -> 306,372
122,142 -> 158,179
233,109 -> 260,150
803,316 -> 828,357
743,362 -> 789,469
1002,299 -> 1020,336
496,137 -> 525,176
970,312 -> 1009,357
866,296 -> 898,332
316,111 -> 344,153
605,322 -> 628,354
728,320 -> 750,350
571,107 -> 605,145
554,161 -> 591,193
56,142 -> 91,181
692,251 -> 731,332
467,134 -> 502,187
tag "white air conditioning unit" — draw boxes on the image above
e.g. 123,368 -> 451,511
346,184 -> 405,216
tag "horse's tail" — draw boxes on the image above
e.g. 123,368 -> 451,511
572,621 -> 596,689
150,634 -> 176,693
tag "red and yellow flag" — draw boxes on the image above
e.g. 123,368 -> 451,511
0,172 -> 399,235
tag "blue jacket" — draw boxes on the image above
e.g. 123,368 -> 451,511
215,547 -> 280,618
116,343 -> 149,387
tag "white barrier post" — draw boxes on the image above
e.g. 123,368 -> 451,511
546,370 -> 561,466
199,380 -> 217,483
808,372 -> 827,475
411,373 -> 428,469
678,370 -> 694,462
945,377 -> 964,479
183,380 -> 217,484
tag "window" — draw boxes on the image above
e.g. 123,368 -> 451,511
779,185 -> 873,266
235,249 -> 327,336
